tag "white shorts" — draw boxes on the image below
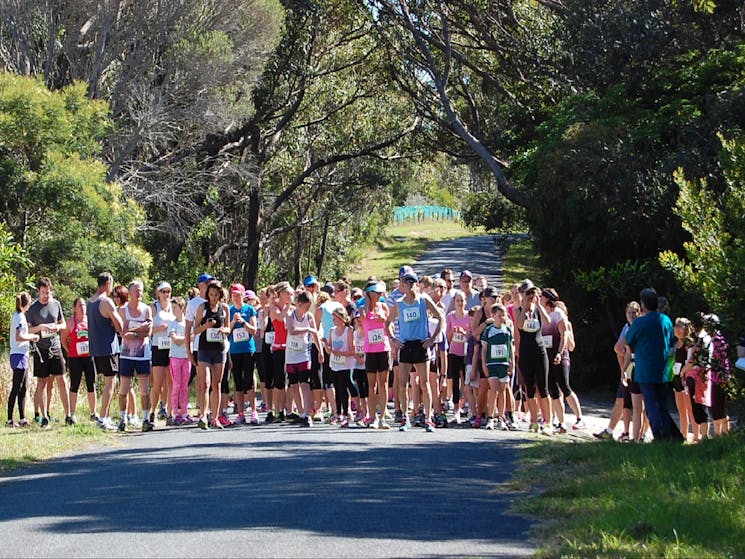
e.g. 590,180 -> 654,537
464,364 -> 480,388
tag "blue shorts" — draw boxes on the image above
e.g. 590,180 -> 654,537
119,359 -> 151,377
198,348 -> 226,365
10,353 -> 29,370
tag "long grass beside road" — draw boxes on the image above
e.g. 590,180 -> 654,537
512,435 -> 745,558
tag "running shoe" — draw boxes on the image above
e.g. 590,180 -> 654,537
447,399 -> 454,411
90,413 -> 100,422
496,417 -> 505,430
210,419 -> 223,430
65,415 -> 77,426
277,411 -> 286,422
618,432 -> 631,443
330,415 -> 339,425
174,415 -> 184,426
117,418 -> 126,432
369,416 -> 380,430
354,411 -> 364,423
217,413 -> 232,427
234,413 -> 247,426
128,416 -> 142,429
183,415 -> 196,425
157,407 -> 168,421
19,419 -> 30,428
485,418 -> 495,430
593,429 -> 613,440
363,416 -> 376,428
556,424 -> 568,434
299,416 -> 310,427
437,413 -> 448,428
287,412 -> 300,421
540,424 -> 553,436
394,410 -> 403,424
399,415 -> 411,432
250,411 -> 260,425
340,417 -> 349,428
453,410 -> 462,425
313,411 -> 325,422
572,419 -> 586,430
472,416 -> 482,429
265,411 -> 275,424
5,420 -> 19,428
259,401 -> 267,412
425,420 -> 435,432
198,416 -> 208,430
379,418 -> 391,430
383,409 -> 392,420
528,422 -> 539,433
166,415 -> 175,426
142,419 -> 154,432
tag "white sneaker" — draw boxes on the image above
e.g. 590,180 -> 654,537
572,419 -> 586,430
496,417 -> 505,430
454,410 -> 462,425
485,418 -> 495,430
128,416 -> 142,428
447,399 -> 454,411
101,417 -> 117,431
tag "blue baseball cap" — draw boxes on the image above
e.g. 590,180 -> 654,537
197,273 -> 214,284
303,275 -> 319,287
399,265 -> 414,277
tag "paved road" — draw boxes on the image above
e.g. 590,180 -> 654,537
0,419 -> 537,558
410,234 -> 527,289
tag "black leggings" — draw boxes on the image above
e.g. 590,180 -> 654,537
447,354 -> 465,404
8,368 -> 28,421
334,369 -> 352,416
69,357 -> 96,393
519,345 -> 549,399
349,369 -> 368,398
548,358 -> 573,400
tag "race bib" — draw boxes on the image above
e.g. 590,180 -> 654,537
491,344 -> 508,360
287,334 -> 304,353
331,353 -> 346,365
41,330 -> 56,339
157,337 -> 171,350
233,327 -> 250,343
355,342 -> 364,354
75,340 -> 89,355
402,307 -> 420,323
129,320 -> 143,331
265,331 -> 275,345
367,328 -> 385,344
542,335 -> 553,349
453,332 -> 467,344
673,362 -> 682,376
206,328 -> 222,343
524,319 -> 540,332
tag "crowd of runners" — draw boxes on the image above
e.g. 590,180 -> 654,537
6,266 -> 741,442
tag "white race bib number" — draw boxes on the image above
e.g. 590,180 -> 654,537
75,341 -> 89,355
287,334 -> 304,353
41,330 -> 55,339
206,328 -> 222,343
157,337 -> 171,350
542,335 -> 553,349
453,332 -> 467,344
265,331 -> 275,345
673,362 -> 682,376
491,344 -> 508,360
355,343 -> 364,354
233,327 -> 250,343
331,353 -> 346,365
402,307 -> 420,323
524,319 -> 540,332
367,328 -> 385,344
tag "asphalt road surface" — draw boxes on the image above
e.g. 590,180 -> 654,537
0,418 -> 538,558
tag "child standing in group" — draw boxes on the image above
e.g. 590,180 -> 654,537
327,308 -> 356,427
351,317 -> 369,425
7,292 -> 40,427
168,297 -> 192,425
481,304 -> 515,430
672,317 -> 695,442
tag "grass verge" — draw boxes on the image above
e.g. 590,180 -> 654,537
501,236 -> 543,288
511,434 -> 745,558
1,420 -> 114,473
347,220 -> 484,286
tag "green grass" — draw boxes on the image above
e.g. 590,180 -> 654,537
502,236 -> 542,288
510,435 -> 745,558
0,420 -> 115,473
347,219 -> 484,286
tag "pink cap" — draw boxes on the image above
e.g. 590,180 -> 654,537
230,283 -> 245,294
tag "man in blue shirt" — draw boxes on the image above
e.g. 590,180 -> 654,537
623,288 -> 682,442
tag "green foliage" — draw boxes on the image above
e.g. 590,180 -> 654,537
0,74 -> 150,312
660,135 -> 745,340
0,224 -> 32,349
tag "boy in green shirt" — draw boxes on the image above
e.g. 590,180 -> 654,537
481,303 -> 515,430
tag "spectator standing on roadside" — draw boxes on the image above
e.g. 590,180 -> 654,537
623,288 -> 682,442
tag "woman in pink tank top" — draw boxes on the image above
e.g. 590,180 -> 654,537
362,281 -> 391,429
